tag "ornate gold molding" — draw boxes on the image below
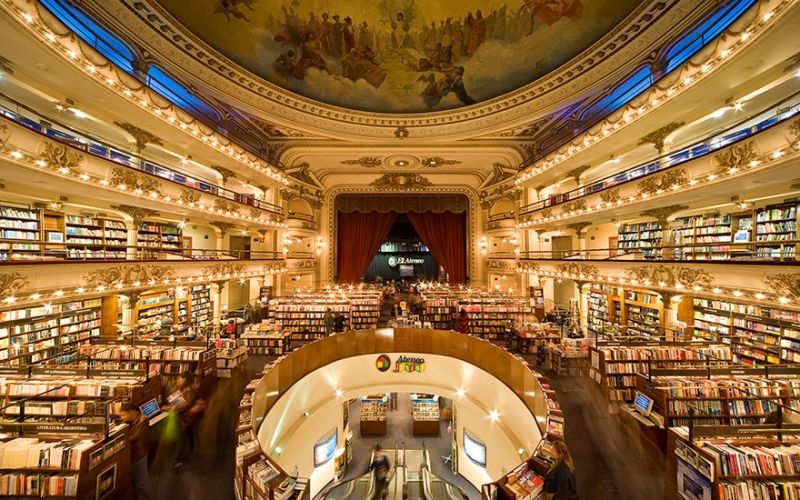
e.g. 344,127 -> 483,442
113,121 -> 163,151
83,264 -> 175,288
111,204 -> 160,224
789,117 -> 800,146
640,204 -> 688,226
636,168 -> 687,195
567,222 -> 592,235
637,121 -> 684,154
517,262 -> 540,273
564,165 -> 591,184
180,189 -> 201,204
0,272 -> 28,300
340,157 -> 383,168
713,141 -> 757,174
210,221 -> 237,234
487,259 -> 514,272
599,188 -> 621,204
203,262 -> 248,278
210,165 -> 238,183
213,199 -> 240,214
110,167 -> 163,194
625,264 -> 713,289
370,174 -> 432,191
556,263 -> 599,278
39,142 -> 83,174
421,156 -> 461,168
764,273 -> 800,299
561,199 -> 588,215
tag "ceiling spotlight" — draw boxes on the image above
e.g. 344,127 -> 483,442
489,410 -> 500,421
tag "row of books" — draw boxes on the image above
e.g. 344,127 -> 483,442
0,438 -> 94,469
77,346 -> 206,361
0,473 -> 78,496
718,479 -> 800,500
705,443 -> 800,476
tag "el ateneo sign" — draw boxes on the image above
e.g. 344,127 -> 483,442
387,256 -> 425,267
375,354 -> 427,373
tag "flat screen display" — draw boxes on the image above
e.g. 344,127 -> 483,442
139,398 -> 160,418
314,428 -> 337,467
399,264 -> 414,277
463,429 -> 487,467
633,391 -> 654,416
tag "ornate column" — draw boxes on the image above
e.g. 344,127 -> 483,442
111,205 -> 161,260
210,282 -> 223,329
640,205 -> 688,260
211,222 -> 236,257
210,165 -> 237,191
567,222 -> 592,256
637,122 -> 684,161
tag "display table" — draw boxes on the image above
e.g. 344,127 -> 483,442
411,396 -> 440,436
360,396 -> 387,436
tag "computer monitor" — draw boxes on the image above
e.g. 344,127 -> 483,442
139,398 -> 160,418
633,391 -> 654,417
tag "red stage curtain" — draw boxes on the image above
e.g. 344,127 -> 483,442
407,211 -> 467,283
337,211 -> 398,283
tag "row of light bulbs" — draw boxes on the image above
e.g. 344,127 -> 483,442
515,3 -> 783,185
516,267 -> 792,305
2,268 -> 287,307
517,146 -> 789,228
14,5 -> 288,187
4,147 -> 287,229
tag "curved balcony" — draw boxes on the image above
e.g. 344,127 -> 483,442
286,211 -> 318,233
0,102 -> 285,228
249,329 -> 553,497
518,95 -> 800,225
485,212 -> 516,233
0,254 -> 286,312
285,251 -> 318,274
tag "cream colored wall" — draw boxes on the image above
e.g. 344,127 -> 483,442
258,353 -> 543,498
584,223 -> 618,255
183,224 -> 217,251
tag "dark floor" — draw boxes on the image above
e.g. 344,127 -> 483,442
143,349 -> 666,500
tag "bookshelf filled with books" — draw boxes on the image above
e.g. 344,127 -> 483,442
349,296 -> 382,330
0,298 -> 103,366
241,321 -> 290,355
134,292 -> 175,337
755,203 -> 797,259
0,205 -> 42,261
423,298 -> 456,330
360,395 -> 387,436
64,215 -> 128,260
268,297 -> 350,341
669,416 -> 800,499
673,213 -> 733,260
638,370 -> 800,428
190,285 -> 213,327
136,222 -> 182,258
588,343 -> 733,402
588,285 -> 611,331
617,222 -> 662,259
691,298 -> 800,364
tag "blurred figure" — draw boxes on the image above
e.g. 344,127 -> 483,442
118,403 -> 154,500
544,440 -> 577,500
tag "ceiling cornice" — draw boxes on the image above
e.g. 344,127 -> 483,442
81,0 -> 708,141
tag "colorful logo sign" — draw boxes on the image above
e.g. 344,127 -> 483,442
376,354 -> 427,373
375,354 -> 392,372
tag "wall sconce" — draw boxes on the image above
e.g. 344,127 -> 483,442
479,236 -> 488,255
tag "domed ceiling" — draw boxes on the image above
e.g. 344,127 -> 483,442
155,0 -> 644,114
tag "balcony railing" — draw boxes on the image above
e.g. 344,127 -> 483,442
518,240 -> 800,263
519,92 -> 800,216
0,93 -> 283,215
0,244 -> 284,263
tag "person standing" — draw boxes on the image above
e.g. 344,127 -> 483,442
118,403 -> 154,500
456,308 -> 471,334
544,440 -> 577,500
333,311 -> 346,333
324,308 -> 334,336
221,319 -> 237,339
370,444 -> 391,499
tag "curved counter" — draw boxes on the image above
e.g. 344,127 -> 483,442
237,329 -> 560,499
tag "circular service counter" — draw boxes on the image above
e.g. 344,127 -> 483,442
235,328 -> 560,499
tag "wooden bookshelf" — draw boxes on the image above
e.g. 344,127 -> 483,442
673,213 -> 733,260
0,298 -> 102,366
755,202 -> 797,259
190,285 -> 213,327
588,285 -> 611,331
618,221 -> 662,259
134,291 -> 175,337
691,298 -> 800,365
136,222 -> 182,258
268,297 -> 350,341
64,215 -> 128,260
588,343 -> 732,402
0,205 -> 42,261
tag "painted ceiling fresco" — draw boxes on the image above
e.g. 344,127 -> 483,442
156,0 -> 644,113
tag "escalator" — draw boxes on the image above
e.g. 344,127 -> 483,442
320,443 -> 470,500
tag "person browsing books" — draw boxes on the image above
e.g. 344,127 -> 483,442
324,308 -> 334,336
118,403 -> 154,500
543,440 -> 577,500
369,444 -> 391,499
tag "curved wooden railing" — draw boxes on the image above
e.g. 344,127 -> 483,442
251,329 -> 549,438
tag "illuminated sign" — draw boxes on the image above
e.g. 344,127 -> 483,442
376,354 -> 427,373
387,256 -> 425,267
